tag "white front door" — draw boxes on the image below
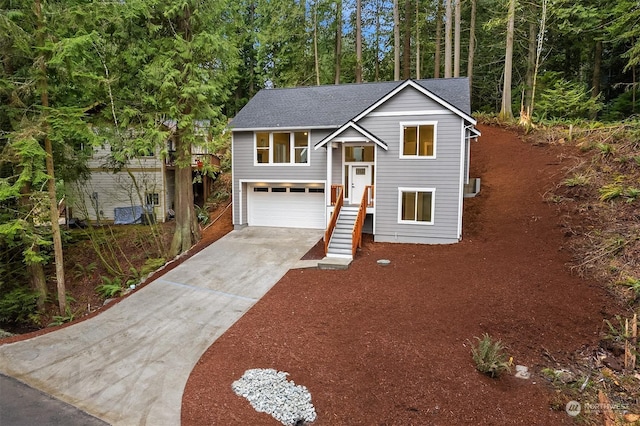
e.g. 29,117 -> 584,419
350,165 -> 371,204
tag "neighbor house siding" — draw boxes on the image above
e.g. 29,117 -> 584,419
70,170 -> 165,223
232,130 -> 330,225
68,145 -> 167,223
358,86 -> 464,243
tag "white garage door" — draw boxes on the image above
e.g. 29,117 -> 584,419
248,185 -> 325,229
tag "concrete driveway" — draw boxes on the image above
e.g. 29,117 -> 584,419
0,227 -> 322,426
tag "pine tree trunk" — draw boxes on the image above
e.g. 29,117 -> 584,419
403,0 -> 412,79
20,183 -> 47,310
415,0 -> 420,79
444,0 -> 452,78
356,0 -> 363,82
467,0 -> 476,94
454,0 -> 461,77
36,0 -> 66,315
499,0 -> 515,121
375,0 -> 381,81
314,1 -> 320,86
170,134 -> 200,257
525,20 -> 536,112
394,0 -> 401,80
434,0 -> 442,78
335,0 -> 342,84
592,40 -> 602,97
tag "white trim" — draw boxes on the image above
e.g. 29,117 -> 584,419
457,123 -> 466,240
341,143 -> 376,202
232,134 -> 237,225
398,187 -> 436,225
399,121 -> 438,159
353,79 -> 477,125
253,130 -> 311,166
314,121 -> 388,150
239,179 -> 327,228
241,179 -> 326,184
331,137 -> 371,142
367,109 -> 451,117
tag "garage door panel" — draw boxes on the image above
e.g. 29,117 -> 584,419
248,186 -> 325,229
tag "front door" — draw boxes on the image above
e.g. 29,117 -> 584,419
350,165 -> 371,204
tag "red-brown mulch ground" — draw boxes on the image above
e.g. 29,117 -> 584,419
181,124 -> 617,425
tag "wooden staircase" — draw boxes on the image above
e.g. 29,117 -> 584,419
326,206 -> 359,258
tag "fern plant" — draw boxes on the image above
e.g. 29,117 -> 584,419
471,334 -> 512,378
96,276 -> 124,298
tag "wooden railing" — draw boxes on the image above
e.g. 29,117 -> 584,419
352,185 -> 373,256
324,186 -> 344,255
330,184 -> 343,206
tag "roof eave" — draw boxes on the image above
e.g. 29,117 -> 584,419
314,121 -> 388,150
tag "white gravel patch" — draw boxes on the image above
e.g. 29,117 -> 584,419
232,368 -> 317,425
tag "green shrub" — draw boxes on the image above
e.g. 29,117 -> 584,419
96,276 -> 124,298
564,173 -> 591,187
599,184 -> 624,201
0,287 -> 39,324
536,73 -> 603,120
48,306 -> 77,327
471,333 -> 512,378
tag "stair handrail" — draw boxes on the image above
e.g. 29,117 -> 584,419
330,184 -> 342,205
325,186 -> 343,255
352,185 -> 372,256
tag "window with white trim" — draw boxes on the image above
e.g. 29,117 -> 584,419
398,188 -> 434,224
255,131 -> 309,165
400,122 -> 436,158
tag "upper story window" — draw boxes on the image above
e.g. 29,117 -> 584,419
255,131 -> 309,165
400,122 -> 436,158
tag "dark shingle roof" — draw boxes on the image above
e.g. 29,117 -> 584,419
229,78 -> 471,130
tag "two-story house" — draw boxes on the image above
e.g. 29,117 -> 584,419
230,78 -> 480,259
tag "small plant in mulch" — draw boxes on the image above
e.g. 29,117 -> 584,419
96,276 -> 125,298
470,333 -> 512,378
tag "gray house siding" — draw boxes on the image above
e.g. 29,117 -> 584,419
358,86 -> 464,243
232,129 -> 330,225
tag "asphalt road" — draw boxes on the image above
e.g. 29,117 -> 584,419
0,374 -> 108,426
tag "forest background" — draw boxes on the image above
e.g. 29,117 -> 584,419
0,0 -> 639,324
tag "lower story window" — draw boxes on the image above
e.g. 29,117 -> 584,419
146,193 -> 159,206
398,188 -> 434,224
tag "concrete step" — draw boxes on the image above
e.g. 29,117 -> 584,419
317,256 -> 352,270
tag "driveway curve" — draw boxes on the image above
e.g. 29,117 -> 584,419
0,227 -> 321,426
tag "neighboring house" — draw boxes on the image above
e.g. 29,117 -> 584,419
68,137 -> 219,225
230,78 -> 480,258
